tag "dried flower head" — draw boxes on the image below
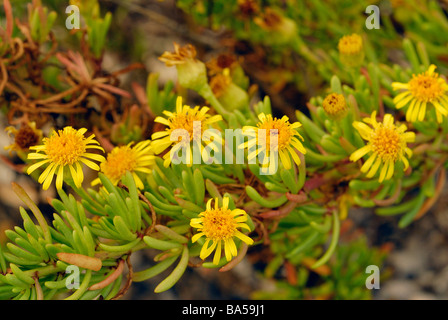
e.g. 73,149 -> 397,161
4,122 -> 42,155
206,53 -> 238,77
159,43 -> 208,91
254,8 -> 298,46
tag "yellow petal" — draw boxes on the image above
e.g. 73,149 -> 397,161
353,122 -> 373,140
234,230 -> 254,245
75,161 -> 84,186
191,233 -> 204,243
393,91 -> 411,104
360,153 -> 377,173
42,164 -> 58,190
213,241 -> 222,265
391,82 -> 409,90
200,239 -> 217,260
395,95 -> 413,109
279,149 -> 291,170
350,145 -> 371,162
366,156 -> 382,178
222,196 -> 229,211
401,156 -> 409,171
151,131 -> 170,139
27,159 -> 50,174
224,238 -> 232,262
386,160 -> 395,180
56,165 -> 64,190
378,161 -> 389,182
418,102 -> 427,121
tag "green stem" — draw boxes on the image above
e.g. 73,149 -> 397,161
311,210 -> 340,269
198,84 -> 230,120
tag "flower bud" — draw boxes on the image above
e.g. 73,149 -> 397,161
210,71 -> 249,111
322,93 -> 348,119
338,33 -> 365,68
254,8 -> 298,47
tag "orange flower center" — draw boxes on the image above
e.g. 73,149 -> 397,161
100,146 -> 137,182
45,129 -> 86,166
201,209 -> 237,240
408,73 -> 444,102
257,117 -> 293,151
370,126 -> 402,161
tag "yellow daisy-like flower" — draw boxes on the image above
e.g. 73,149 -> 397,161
91,140 -> 155,189
27,127 -> 105,190
392,64 -> 448,123
151,96 -> 223,167
190,197 -> 254,265
350,111 -> 415,183
240,113 -> 306,173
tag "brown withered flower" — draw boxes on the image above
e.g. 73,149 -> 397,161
159,43 -> 199,67
4,122 -> 43,155
253,8 -> 298,46
238,0 -> 259,18
254,7 -> 283,30
206,53 -> 238,77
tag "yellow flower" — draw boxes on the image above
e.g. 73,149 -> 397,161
91,140 -> 154,189
338,33 -> 364,67
4,122 -> 42,155
151,96 -> 222,167
190,197 -> 253,265
350,112 -> 415,182
240,113 -> 306,174
27,127 -> 105,190
392,64 -> 448,123
322,93 -> 347,119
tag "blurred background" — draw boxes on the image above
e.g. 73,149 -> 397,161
1,0 -> 448,300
